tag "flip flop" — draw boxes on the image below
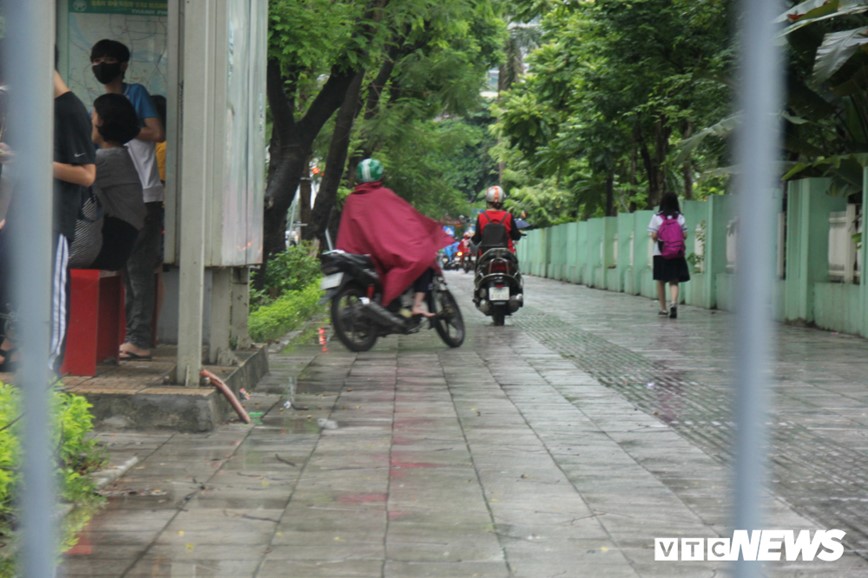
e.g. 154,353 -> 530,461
118,350 -> 152,361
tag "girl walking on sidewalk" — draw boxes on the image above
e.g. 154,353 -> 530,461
649,193 -> 690,318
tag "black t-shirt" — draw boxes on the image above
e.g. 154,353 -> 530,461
54,90 -> 95,241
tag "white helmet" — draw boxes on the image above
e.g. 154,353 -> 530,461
485,185 -> 505,204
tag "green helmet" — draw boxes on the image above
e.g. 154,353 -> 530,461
356,158 -> 384,183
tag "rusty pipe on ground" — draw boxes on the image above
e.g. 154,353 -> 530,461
200,369 -> 251,424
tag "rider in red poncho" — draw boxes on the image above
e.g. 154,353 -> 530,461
335,159 -> 453,317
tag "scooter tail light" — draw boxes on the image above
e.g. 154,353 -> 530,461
490,261 -> 508,274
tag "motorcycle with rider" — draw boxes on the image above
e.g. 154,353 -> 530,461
471,186 -> 524,326
321,159 -> 465,351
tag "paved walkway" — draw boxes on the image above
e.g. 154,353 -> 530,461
61,272 -> 868,577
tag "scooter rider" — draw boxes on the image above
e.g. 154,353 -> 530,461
471,185 -> 522,255
335,158 -> 452,318
457,231 -> 472,268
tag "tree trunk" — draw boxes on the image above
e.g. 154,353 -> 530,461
261,0 -> 390,276
311,71 -> 366,246
681,120 -> 694,200
262,147 -> 307,272
605,171 -> 615,217
354,44 -> 401,165
260,69 -> 377,291
654,119 -> 670,198
635,124 -> 659,209
299,172 -> 312,233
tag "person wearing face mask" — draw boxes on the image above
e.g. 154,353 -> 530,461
90,39 -> 164,361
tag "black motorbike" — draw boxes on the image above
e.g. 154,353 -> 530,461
321,250 -> 465,352
473,247 -> 523,326
457,249 -> 474,273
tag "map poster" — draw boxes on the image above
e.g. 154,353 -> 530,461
70,0 -> 168,17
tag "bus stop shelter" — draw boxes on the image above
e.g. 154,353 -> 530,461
55,0 -> 267,385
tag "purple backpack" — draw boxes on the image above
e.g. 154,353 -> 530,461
657,214 -> 685,259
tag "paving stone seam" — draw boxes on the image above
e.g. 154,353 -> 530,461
509,277 -> 868,559
463,330 -> 667,574
254,351 -> 380,576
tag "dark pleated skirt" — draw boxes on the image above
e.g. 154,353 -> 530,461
652,255 -> 691,283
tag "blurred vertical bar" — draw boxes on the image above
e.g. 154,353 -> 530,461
3,1 -> 58,577
733,1 -> 783,577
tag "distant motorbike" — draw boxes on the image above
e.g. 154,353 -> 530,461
456,249 -> 474,273
473,247 -> 523,326
321,250 -> 465,352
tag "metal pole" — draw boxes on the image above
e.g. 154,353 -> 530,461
4,1 -> 58,577
733,1 -> 783,576
176,0 -> 211,385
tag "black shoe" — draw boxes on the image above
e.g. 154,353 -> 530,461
669,305 -> 677,319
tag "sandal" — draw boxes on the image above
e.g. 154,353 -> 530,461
118,350 -> 152,361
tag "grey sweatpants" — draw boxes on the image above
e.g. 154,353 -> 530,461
123,202 -> 162,348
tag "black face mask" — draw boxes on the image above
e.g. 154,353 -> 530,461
92,62 -> 122,84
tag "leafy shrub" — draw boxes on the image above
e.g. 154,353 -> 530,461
249,281 -> 324,342
54,392 -> 105,502
251,242 -> 321,308
0,383 -> 105,555
0,385 -> 105,511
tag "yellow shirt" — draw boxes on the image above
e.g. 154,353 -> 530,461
155,141 -> 166,183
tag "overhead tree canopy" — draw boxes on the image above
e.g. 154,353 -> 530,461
263,0 -> 505,281
261,0 -> 865,268
492,0 -> 733,226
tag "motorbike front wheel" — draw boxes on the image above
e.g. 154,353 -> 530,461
330,284 -> 378,352
429,286 -> 465,348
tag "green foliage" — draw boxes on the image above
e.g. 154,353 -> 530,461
776,1 -> 868,191
369,116 -> 492,220
505,178 -> 579,227
251,242 -> 321,308
54,392 -> 105,502
268,0 -> 367,75
248,231 -> 323,343
0,383 -> 106,554
493,0 -> 734,218
249,282 -> 324,343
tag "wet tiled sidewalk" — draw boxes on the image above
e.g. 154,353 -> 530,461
61,272 -> 868,577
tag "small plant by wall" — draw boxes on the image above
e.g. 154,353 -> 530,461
248,242 -> 324,342
250,242 -> 322,308
249,282 -> 324,343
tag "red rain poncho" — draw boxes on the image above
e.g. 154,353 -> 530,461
336,181 -> 453,305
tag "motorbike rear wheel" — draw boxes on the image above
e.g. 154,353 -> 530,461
491,306 -> 506,326
429,285 -> 465,348
330,283 -> 378,352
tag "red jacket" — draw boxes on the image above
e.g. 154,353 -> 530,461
457,239 -> 470,255
472,209 -> 521,253
336,182 -> 453,305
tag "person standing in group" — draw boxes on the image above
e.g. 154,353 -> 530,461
90,39 -> 164,360
0,63 -> 96,371
648,192 -> 690,319
67,93 -> 146,271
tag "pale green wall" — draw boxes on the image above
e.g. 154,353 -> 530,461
783,178 -> 846,324
516,172 -> 868,338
